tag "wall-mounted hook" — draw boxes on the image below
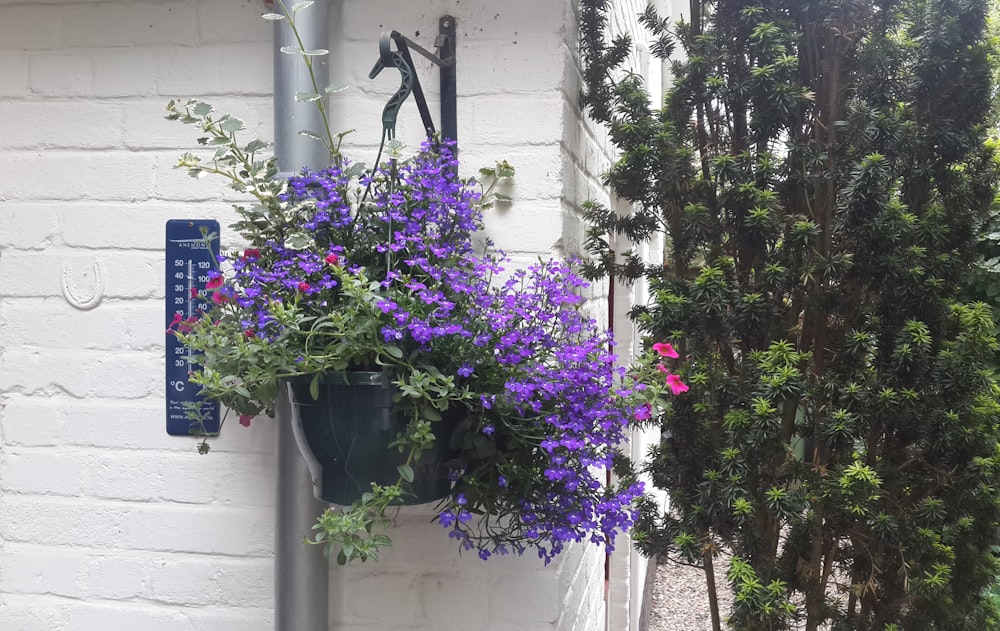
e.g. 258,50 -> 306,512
61,261 -> 105,310
370,31 -> 437,139
369,38 -> 415,140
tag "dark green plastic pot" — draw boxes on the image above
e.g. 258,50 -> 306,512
286,371 -> 458,506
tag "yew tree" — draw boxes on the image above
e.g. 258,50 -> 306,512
581,1 -> 1000,629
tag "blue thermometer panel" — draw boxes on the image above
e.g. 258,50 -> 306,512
165,219 -> 221,436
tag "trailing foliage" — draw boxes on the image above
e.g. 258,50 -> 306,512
581,0 -> 1000,629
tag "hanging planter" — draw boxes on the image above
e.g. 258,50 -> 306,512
287,371 -> 458,506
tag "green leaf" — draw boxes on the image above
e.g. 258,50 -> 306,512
301,49 -> 329,56
191,102 -> 213,117
423,407 -> 442,422
325,83 -> 349,94
309,374 -> 320,400
294,91 -> 321,102
291,0 -> 314,11
285,232 -> 313,250
280,45 -> 302,55
245,139 -> 269,153
218,116 -> 246,133
298,130 -> 324,142
495,161 -> 515,178
397,464 -> 415,483
260,12 -> 286,20
495,193 -> 512,203
344,162 -> 367,179
383,345 -> 404,359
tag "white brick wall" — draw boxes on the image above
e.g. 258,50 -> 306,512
0,1 -> 660,629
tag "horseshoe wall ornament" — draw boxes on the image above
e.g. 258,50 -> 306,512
61,261 -> 106,310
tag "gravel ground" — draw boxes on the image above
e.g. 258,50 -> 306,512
646,556 -> 732,631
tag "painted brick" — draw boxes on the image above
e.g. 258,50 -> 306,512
217,44 -> 274,95
56,202 -> 240,250
87,449 -> 276,507
0,205 -> 59,250
0,594 -> 68,631
0,543 -> 88,599
184,607 -> 274,631
92,49 -> 157,97
488,569 -> 563,624
0,349 -> 161,399
337,0 -> 566,44
466,93 -> 564,146
329,570 -> 423,626
28,51 -> 94,97
56,397 -> 277,455
0,50 -> 29,97
0,495 -> 273,556
0,101 -> 125,150
1,299 -> 137,351
62,1 -> 199,48
0,249 -> 161,299
154,45 -> 224,96
0,151 -> 155,201
0,449 -> 88,497
147,555 -> 273,608
86,554 -> 151,601
420,573 -> 494,627
197,1 -> 272,44
63,601 -> 194,631
0,4 -> 64,50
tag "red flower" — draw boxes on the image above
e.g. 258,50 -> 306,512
652,342 -> 679,358
298,282 -> 310,292
212,292 -> 228,305
242,248 -> 261,260
325,253 -> 339,265
244,328 -> 255,338
178,315 -> 199,333
665,373 -> 689,396
189,287 -> 199,299
167,312 -> 183,331
238,414 -> 254,427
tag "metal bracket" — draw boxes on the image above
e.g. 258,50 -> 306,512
368,17 -> 457,145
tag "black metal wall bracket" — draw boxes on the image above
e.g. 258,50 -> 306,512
368,16 -> 457,146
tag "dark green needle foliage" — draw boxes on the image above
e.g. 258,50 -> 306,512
581,1 -> 1000,629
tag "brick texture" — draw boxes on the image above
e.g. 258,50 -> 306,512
0,1 -> 660,630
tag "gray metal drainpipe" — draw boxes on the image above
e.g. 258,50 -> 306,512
272,2 -> 331,630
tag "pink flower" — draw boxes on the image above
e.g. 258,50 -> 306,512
634,403 -> 653,420
189,287 -> 198,299
167,312 -> 183,331
656,363 -> 669,374
665,373 -> 689,396
297,282 -> 310,292
652,342 -> 679,358
178,315 -> 199,333
242,248 -> 260,260
206,276 -> 224,290
238,414 -> 253,427
325,253 -> 339,265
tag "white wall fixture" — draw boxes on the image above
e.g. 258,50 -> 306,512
61,261 -> 105,310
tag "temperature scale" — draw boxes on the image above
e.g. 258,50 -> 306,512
165,219 -> 221,436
